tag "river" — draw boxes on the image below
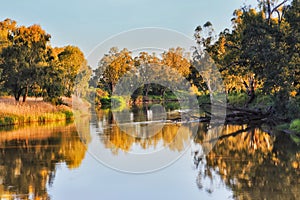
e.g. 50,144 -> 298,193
0,105 -> 299,200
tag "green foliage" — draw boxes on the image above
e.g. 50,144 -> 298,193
197,95 -> 211,104
0,19 -> 89,103
0,22 -> 51,102
0,111 -> 72,126
99,97 -> 111,107
64,111 -> 74,121
194,0 -> 299,119
58,46 -> 88,97
275,123 -> 290,131
98,95 -> 128,110
94,48 -> 192,105
286,97 -> 300,120
164,102 -> 180,111
148,95 -> 163,101
290,119 -> 300,133
252,94 -> 274,108
111,96 -> 127,110
227,93 -> 248,106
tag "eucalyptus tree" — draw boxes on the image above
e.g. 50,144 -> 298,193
0,22 -> 51,102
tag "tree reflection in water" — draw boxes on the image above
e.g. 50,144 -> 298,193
95,109 -> 191,154
194,124 -> 300,200
0,122 -> 87,200
96,108 -> 299,199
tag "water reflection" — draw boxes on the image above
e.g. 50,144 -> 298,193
0,106 -> 299,199
0,122 -> 87,200
194,125 -> 300,199
95,108 -> 192,154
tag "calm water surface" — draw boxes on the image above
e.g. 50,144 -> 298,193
0,106 -> 299,200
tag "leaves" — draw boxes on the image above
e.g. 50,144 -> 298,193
0,19 -> 90,103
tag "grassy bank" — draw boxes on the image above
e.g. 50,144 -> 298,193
0,97 -> 73,126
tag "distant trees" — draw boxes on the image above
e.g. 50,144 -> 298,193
97,48 -> 134,93
94,47 -> 192,100
0,19 -> 91,103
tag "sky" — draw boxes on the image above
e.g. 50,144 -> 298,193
1,0 -> 257,65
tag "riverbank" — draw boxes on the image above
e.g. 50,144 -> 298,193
0,97 -> 73,126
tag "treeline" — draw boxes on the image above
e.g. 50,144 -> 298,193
200,0 -> 300,118
0,0 -> 299,122
90,47 -> 193,105
0,19 -> 92,104
92,0 -> 299,120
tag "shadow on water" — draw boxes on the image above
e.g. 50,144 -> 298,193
0,122 -> 87,200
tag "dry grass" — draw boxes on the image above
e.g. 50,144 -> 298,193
0,96 -> 73,126
0,96 -> 70,115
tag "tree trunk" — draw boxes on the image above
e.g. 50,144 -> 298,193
14,93 -> 20,102
243,75 -> 255,107
14,89 -> 23,102
160,88 -> 166,99
143,84 -> 150,102
145,84 -> 149,98
110,82 -> 115,94
22,86 -> 28,102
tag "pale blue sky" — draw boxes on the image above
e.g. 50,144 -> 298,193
1,0 -> 257,56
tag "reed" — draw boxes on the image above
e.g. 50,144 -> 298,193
0,97 -> 73,126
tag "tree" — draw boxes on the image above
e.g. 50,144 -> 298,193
198,0 -> 296,108
0,22 -> 51,102
161,47 -> 191,78
133,51 -> 161,99
285,0 -> 300,94
74,64 -> 92,98
95,47 -> 134,94
57,46 -> 87,97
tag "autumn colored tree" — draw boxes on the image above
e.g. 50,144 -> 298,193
95,47 -> 134,94
133,51 -> 161,99
0,19 -> 90,103
0,22 -> 51,102
161,47 -> 191,78
57,46 -> 88,97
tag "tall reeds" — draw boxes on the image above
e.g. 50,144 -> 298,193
0,97 -> 73,126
